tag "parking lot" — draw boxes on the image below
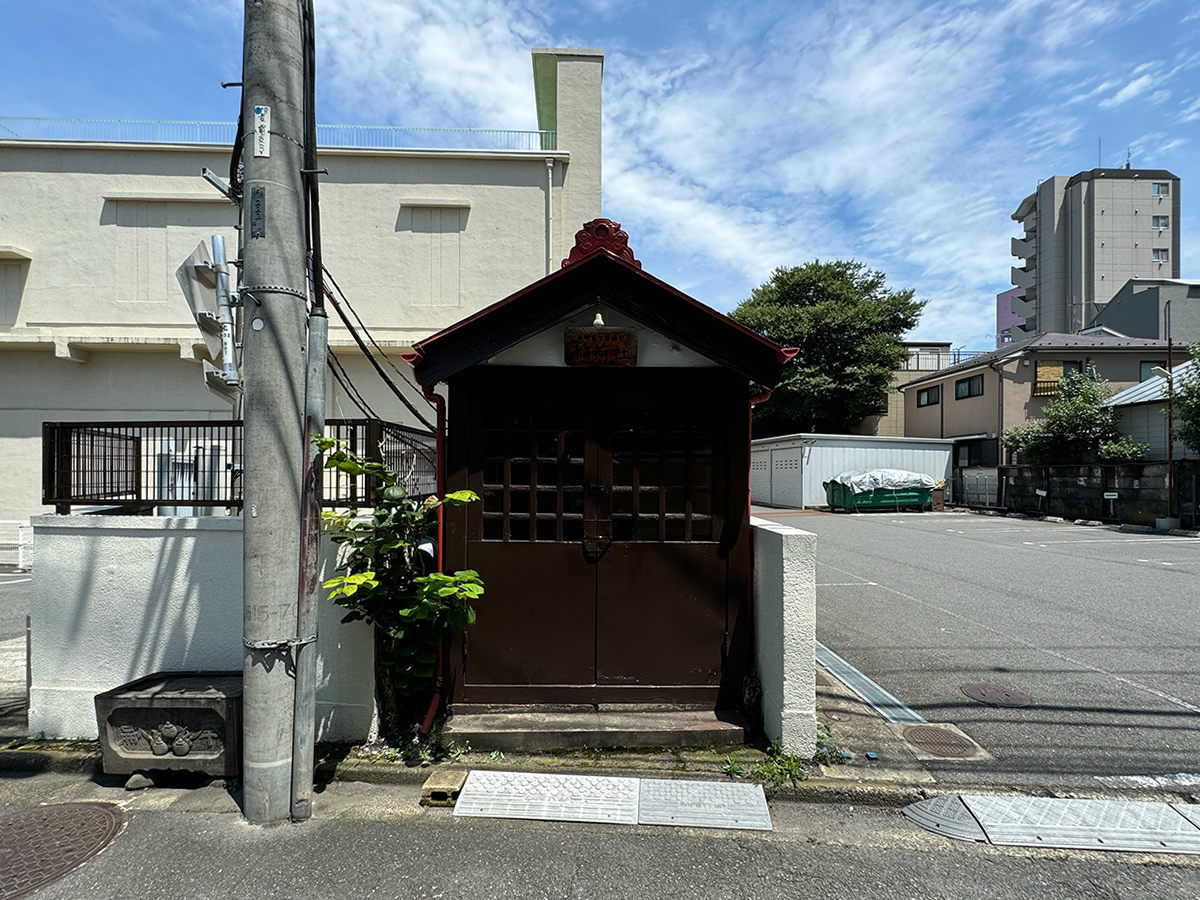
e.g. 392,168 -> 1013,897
756,508 -> 1200,791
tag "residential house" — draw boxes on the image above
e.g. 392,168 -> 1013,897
899,332 -> 1172,468
0,48 -> 602,523
1105,359 -> 1197,462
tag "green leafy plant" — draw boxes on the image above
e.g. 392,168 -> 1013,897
1171,344 -> 1200,455
1003,371 -> 1147,465
749,741 -> 808,793
316,435 -> 483,739
721,756 -> 746,778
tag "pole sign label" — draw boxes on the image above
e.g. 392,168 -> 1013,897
253,105 -> 271,157
1035,489 -> 1047,497
1104,492 -> 1119,499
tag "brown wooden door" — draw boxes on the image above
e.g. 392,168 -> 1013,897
457,369 -> 734,704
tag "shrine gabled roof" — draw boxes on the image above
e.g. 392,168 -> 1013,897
410,219 -> 787,387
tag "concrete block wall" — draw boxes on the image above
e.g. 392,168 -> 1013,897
28,516 -> 374,742
1001,463 -> 1177,525
751,518 -> 816,757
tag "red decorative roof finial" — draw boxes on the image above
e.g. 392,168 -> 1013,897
562,218 -> 641,268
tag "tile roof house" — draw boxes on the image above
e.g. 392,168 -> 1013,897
899,332 -> 1171,467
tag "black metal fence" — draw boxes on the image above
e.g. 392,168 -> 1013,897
43,419 -> 436,514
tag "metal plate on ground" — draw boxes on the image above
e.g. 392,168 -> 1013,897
454,770 -> 639,825
961,683 -> 1032,708
0,802 -> 126,900
638,779 -> 771,831
901,795 -> 988,843
1172,804 -> 1200,830
902,725 -> 977,758
453,771 -> 771,831
962,796 -> 1200,854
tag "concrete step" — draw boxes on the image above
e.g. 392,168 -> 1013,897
443,707 -> 750,752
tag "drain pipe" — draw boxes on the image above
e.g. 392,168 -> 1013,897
744,349 -> 796,676
545,157 -> 555,275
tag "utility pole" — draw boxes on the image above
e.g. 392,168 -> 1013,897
239,0 -> 309,825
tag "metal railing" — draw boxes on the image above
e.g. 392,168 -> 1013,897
0,521 -> 32,571
1032,380 -> 1059,397
42,419 -> 436,515
0,117 -> 555,152
900,349 -> 988,371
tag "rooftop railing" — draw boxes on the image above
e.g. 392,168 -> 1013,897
42,418 -> 436,515
0,116 -> 556,152
901,349 -> 989,371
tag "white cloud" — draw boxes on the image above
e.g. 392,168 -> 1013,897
1099,73 -> 1156,108
316,0 -> 548,128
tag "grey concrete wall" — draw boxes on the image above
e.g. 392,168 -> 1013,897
28,516 -> 374,741
751,518 -> 816,757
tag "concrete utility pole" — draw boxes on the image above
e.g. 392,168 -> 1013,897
239,0 -> 309,825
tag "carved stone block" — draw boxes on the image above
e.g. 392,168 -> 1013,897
94,672 -> 242,778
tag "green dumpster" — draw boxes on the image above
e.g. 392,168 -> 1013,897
823,469 -> 937,512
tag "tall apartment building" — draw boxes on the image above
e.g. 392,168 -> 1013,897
1008,167 -> 1180,335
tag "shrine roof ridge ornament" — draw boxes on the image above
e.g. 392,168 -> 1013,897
562,218 -> 641,269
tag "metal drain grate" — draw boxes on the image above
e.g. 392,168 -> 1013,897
903,725 -> 977,758
962,683 -> 1032,708
0,802 -> 126,900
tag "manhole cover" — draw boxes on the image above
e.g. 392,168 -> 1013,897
0,802 -> 126,900
962,684 -> 1032,708
825,710 -> 851,722
902,725 -> 977,758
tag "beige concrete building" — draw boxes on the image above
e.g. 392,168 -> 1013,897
850,341 -> 954,438
0,48 -> 603,522
900,333 -> 1170,468
1009,168 -> 1180,335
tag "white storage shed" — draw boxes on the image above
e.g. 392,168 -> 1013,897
751,433 -> 954,509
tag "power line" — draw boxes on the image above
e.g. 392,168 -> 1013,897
322,266 -> 435,409
322,281 -> 437,431
327,350 -> 377,418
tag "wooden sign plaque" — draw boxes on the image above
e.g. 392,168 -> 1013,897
564,327 -> 638,367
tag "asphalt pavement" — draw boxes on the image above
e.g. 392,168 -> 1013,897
1,773 -> 1198,900
756,508 -> 1200,792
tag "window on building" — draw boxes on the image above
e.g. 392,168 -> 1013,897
955,374 -> 983,399
1141,361 -> 1167,382
1152,183 -> 1170,196
1152,248 -> 1169,262
956,440 -> 983,467
916,385 -> 940,408
1033,360 -> 1082,396
1152,215 -> 1170,228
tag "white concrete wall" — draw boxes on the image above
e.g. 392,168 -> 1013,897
28,516 -> 373,742
751,518 -> 816,757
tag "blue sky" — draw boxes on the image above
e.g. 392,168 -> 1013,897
6,0 -> 1200,348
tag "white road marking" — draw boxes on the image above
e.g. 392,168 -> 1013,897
0,578 -> 31,586
819,560 -> 1200,716
1022,538 -> 1199,545
816,582 -> 879,587
1136,559 -> 1175,566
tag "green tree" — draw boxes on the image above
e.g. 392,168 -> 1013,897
729,260 -> 925,435
1002,370 -> 1147,464
1171,344 -> 1200,455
